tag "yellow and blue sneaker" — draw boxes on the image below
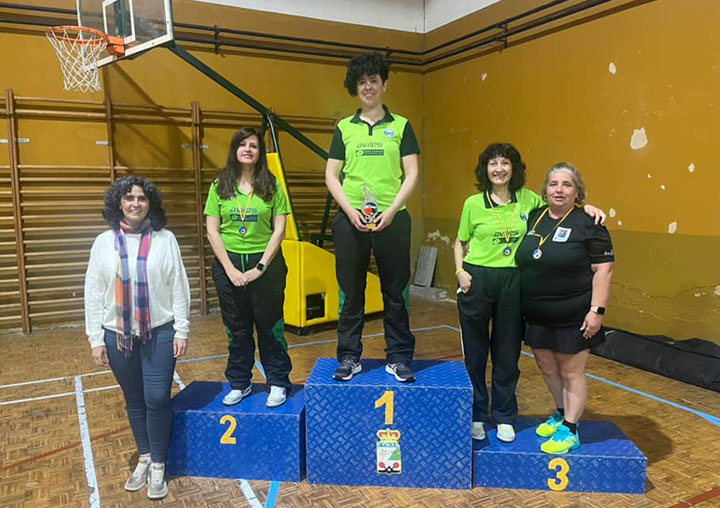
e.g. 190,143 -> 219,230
540,424 -> 580,455
536,411 -> 564,437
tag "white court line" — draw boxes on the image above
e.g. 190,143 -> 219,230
0,390 -> 76,407
0,370 -> 113,390
173,370 -> 186,390
1,325 -> 454,391
0,375 -> 75,389
238,479 -> 263,508
85,385 -> 119,393
74,376 -> 101,508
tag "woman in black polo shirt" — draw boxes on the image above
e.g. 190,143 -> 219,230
516,162 -> 614,455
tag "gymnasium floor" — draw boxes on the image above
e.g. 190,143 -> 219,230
1,298 -> 719,508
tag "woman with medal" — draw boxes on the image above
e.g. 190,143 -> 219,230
325,52 -> 420,383
454,144 -> 604,444
516,163 -> 614,454
84,176 -> 190,499
205,127 -> 293,408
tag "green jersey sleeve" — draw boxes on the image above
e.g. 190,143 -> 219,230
203,181 -> 221,217
457,199 -> 473,242
526,189 -> 545,211
272,183 -> 291,216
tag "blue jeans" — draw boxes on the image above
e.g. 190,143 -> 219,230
104,321 -> 176,462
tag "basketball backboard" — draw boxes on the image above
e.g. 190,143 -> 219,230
77,0 -> 174,67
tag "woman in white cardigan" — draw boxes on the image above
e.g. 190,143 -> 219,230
84,175 -> 190,500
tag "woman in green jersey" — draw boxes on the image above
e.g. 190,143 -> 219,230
325,52 -> 420,383
205,127 -> 292,408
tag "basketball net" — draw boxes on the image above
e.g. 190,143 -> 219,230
47,26 -> 122,93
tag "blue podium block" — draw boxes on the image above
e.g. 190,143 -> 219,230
166,381 -> 305,482
305,358 -> 473,489
473,418 -> 647,493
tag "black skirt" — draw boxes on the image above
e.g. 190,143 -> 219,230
525,323 -> 605,354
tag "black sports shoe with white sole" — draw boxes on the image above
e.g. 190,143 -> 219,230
333,357 -> 362,381
385,362 -> 416,382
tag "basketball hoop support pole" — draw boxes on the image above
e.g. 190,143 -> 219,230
168,44 -> 327,162
168,43 -> 337,246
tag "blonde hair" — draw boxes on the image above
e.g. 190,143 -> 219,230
541,162 -> 586,205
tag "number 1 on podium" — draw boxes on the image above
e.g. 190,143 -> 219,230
375,391 -> 394,425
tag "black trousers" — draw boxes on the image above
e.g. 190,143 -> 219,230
457,263 -> 522,424
213,251 -> 292,390
333,209 -> 415,364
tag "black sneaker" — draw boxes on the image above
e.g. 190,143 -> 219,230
333,357 -> 362,381
385,362 -> 416,382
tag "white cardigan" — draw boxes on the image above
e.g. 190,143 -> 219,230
84,228 -> 191,348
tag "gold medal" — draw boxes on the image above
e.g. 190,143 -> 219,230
487,191 -> 517,255
235,188 -> 254,236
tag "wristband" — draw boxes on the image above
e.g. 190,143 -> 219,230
455,268 -> 465,276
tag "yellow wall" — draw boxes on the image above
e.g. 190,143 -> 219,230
2,0 -> 719,342
422,0 -> 720,342
0,1 -> 425,332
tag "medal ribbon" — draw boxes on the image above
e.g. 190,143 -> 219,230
235,188 -> 254,231
487,191 -> 516,248
528,206 -> 575,250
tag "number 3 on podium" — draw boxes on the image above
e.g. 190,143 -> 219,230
220,415 -> 237,445
547,457 -> 570,491
375,391 -> 394,425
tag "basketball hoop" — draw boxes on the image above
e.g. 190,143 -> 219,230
46,26 -> 125,93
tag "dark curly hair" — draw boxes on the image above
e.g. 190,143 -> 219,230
216,127 -> 277,202
102,175 -> 167,231
343,52 -> 390,96
475,143 -> 527,192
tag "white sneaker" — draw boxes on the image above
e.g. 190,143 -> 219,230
266,386 -> 287,408
496,423 -> 516,443
147,463 -> 168,500
124,456 -> 151,491
222,386 -> 251,406
472,422 -> 486,441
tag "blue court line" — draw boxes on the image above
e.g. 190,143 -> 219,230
584,372 -> 720,428
252,353 -> 281,508
517,350 -> 720,427
442,324 -> 720,427
254,360 -> 266,379
265,481 -> 280,508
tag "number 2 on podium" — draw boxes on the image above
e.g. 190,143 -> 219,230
547,457 -> 570,491
375,390 -> 394,425
220,415 -> 237,445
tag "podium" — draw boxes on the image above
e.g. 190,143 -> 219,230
166,381 -> 305,482
305,358 -> 473,489
473,418 -> 647,493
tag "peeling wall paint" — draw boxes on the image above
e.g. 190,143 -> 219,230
426,230 -> 451,245
421,0 -> 720,342
630,127 -> 648,150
